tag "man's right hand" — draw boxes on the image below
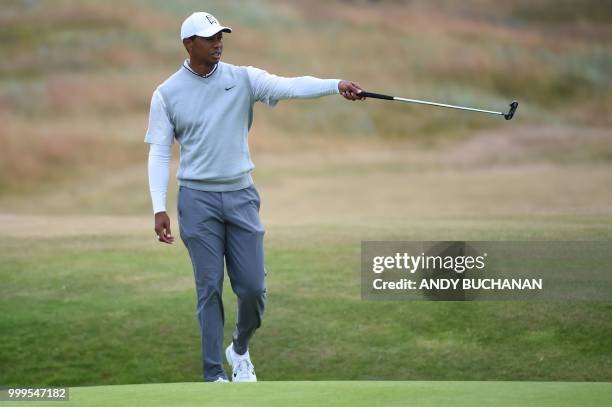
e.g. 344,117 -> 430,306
154,212 -> 175,244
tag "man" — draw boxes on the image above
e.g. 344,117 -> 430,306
145,11 -> 364,383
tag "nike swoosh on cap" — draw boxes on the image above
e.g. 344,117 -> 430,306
225,85 -> 235,91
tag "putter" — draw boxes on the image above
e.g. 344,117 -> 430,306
359,91 -> 518,120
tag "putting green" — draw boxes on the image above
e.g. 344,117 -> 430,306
3,381 -> 610,406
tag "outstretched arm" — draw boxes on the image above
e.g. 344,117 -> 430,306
246,66 -> 364,106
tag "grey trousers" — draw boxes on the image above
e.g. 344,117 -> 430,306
177,184 -> 266,382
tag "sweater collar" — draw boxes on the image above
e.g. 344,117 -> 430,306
183,59 -> 219,78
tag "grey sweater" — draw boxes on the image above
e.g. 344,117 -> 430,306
145,61 -> 340,203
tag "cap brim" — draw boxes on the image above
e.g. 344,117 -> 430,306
194,26 -> 232,38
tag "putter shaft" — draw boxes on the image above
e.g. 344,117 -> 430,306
360,91 -> 518,120
393,96 -> 502,116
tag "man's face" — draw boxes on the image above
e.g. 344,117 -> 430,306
184,32 -> 223,65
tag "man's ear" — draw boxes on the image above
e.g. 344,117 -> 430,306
182,38 -> 191,54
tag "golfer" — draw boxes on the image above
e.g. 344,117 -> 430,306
145,12 -> 364,383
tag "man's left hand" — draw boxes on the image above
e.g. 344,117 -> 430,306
338,80 -> 365,101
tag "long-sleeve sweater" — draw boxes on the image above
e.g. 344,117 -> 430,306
145,60 -> 340,214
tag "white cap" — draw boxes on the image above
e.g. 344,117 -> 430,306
180,12 -> 232,40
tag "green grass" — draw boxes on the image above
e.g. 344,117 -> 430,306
3,381 -> 612,407
1,218 -> 611,387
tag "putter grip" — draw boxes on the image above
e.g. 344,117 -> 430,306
360,91 -> 394,100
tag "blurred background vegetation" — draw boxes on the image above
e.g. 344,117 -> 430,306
1,0 -> 610,199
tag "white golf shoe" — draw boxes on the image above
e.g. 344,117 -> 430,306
225,343 -> 257,382
213,377 -> 229,383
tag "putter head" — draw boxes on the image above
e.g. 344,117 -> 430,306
504,101 -> 518,120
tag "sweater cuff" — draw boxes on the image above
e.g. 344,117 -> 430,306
331,79 -> 341,95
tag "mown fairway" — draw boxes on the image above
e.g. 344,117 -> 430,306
2,200 -> 611,386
